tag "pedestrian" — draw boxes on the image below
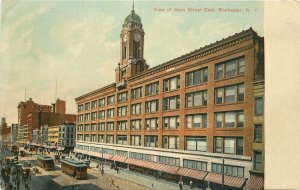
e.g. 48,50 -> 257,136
101,169 -> 104,176
179,180 -> 183,190
189,180 -> 193,189
116,167 -> 119,173
110,178 -> 115,188
16,178 -> 20,190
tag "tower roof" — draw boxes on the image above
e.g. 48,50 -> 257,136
124,9 -> 141,25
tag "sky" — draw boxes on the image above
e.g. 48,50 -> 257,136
0,0 -> 263,125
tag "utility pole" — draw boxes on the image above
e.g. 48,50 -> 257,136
222,158 -> 225,190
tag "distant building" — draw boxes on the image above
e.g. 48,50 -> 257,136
17,98 -> 76,145
1,117 -> 11,145
48,126 -> 59,146
32,129 -> 40,145
11,124 -> 18,144
58,123 -> 76,151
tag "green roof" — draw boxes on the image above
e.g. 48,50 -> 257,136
124,10 -> 141,24
37,155 -> 54,161
61,158 -> 87,167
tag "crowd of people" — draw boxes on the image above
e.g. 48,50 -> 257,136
0,147 -> 32,190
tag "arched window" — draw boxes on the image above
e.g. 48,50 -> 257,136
123,43 -> 127,59
133,41 -> 140,58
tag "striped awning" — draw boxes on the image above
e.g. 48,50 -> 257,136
125,158 -> 179,174
111,155 -> 127,163
176,167 -> 208,180
205,172 -> 246,188
152,162 -> 179,175
247,175 -> 264,190
102,153 -> 113,160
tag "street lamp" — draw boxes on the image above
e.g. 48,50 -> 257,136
101,146 -> 104,175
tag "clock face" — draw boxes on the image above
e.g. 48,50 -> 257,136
133,32 -> 141,42
123,34 -> 128,42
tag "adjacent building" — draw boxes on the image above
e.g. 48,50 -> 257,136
17,98 -> 76,145
74,7 -> 264,190
48,125 -> 59,146
1,117 -> 12,146
58,123 -> 76,151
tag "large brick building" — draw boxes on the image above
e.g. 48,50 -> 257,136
74,7 -> 264,190
17,98 -> 76,144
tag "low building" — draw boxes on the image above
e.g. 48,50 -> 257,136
58,123 -> 76,151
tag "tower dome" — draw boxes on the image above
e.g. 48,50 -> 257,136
124,9 -> 141,25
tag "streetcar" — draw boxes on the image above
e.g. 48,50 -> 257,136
36,154 -> 55,171
61,159 -> 87,180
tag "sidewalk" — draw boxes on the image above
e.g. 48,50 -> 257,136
91,164 -> 202,190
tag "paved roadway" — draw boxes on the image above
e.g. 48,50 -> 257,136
1,150 -> 200,190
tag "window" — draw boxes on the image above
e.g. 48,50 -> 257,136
84,134 -> 90,141
163,96 -> 180,110
84,124 -> 90,131
78,114 -> 84,122
145,118 -> 159,130
254,125 -> 263,143
77,124 -> 83,132
145,82 -> 159,96
163,116 -> 180,129
98,135 -> 105,143
91,124 -> 97,131
254,151 -> 263,171
145,99 -> 159,113
255,97 -> 264,116
90,135 -> 97,142
131,135 -> 141,146
186,91 -> 207,107
117,135 -> 127,145
186,137 -> 207,152
215,111 -> 244,128
215,57 -> 245,80
117,121 -> 127,131
131,120 -> 141,130
144,136 -> 158,147
85,102 -> 90,110
107,95 -> 115,105
186,114 -> 207,128
163,76 -> 180,92
107,135 -> 114,144
163,136 -> 179,149
107,122 -> 114,131
98,123 -> 105,131
78,104 -> 84,112
91,100 -> 97,109
131,103 -> 142,115
158,156 -> 180,166
183,159 -> 207,171
215,83 -> 244,104
98,111 -> 105,119
214,137 -> 244,155
91,112 -> 97,121
84,113 -> 90,121
99,98 -> 105,107
131,87 -> 142,99
118,92 -> 128,103
117,106 -> 128,117
107,109 -> 114,118
186,67 -> 208,86
212,163 -> 244,177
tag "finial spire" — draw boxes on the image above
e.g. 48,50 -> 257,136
132,0 -> 134,11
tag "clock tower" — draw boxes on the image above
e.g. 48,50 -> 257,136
116,4 -> 149,88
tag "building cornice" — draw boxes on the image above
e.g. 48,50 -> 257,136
75,83 -> 116,101
128,28 -> 260,82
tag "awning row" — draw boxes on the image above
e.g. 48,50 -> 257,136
74,149 -> 247,188
204,172 -> 246,188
